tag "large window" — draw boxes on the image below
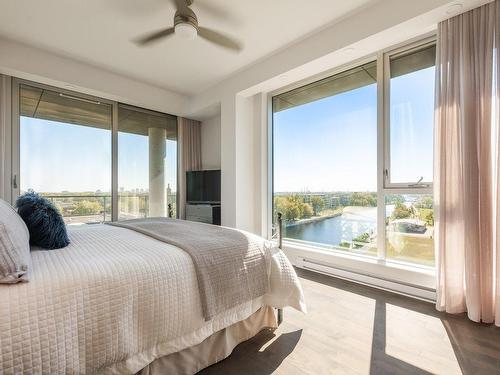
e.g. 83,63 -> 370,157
273,61 -> 378,257
15,82 -> 178,224
272,40 -> 436,267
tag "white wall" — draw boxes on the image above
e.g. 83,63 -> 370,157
201,114 -> 221,170
233,95 -> 256,232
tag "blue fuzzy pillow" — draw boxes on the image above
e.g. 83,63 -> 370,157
16,191 -> 70,250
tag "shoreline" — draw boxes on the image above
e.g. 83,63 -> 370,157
285,211 -> 342,227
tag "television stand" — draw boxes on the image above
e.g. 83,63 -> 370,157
185,203 -> 221,225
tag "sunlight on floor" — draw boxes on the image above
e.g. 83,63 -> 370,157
274,280 -> 378,374
385,303 -> 462,375
311,285 -> 377,374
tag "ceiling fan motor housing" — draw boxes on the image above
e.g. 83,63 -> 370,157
174,11 -> 198,39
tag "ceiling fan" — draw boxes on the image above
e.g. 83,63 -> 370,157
134,0 -> 242,52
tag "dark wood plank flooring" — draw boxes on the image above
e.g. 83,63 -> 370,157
200,268 -> 500,375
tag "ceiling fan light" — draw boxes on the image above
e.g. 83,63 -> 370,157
175,23 -> 197,40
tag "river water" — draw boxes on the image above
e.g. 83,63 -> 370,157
284,206 -> 378,246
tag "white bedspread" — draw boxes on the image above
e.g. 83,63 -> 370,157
0,224 -> 305,375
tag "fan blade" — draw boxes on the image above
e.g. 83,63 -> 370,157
135,27 -> 175,45
198,27 -> 242,51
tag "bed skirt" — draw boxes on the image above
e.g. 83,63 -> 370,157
136,306 -> 277,375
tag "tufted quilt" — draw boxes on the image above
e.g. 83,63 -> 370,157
0,224 -> 306,375
109,218 -> 270,321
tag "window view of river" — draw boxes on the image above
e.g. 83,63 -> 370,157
284,206 -> 377,248
274,193 -> 435,266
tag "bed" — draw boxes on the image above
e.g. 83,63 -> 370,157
0,219 -> 305,374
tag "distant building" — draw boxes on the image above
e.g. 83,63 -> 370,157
302,193 -> 340,209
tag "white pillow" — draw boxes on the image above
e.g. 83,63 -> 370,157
0,198 -> 30,283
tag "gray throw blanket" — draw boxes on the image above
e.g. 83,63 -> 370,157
109,218 -> 269,320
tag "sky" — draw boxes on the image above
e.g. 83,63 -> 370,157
273,66 -> 435,192
20,117 -> 177,193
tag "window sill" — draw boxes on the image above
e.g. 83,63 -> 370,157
282,240 -> 436,301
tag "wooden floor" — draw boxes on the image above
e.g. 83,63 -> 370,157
200,268 -> 500,375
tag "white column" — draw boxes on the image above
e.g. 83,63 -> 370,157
219,94 -> 260,234
148,127 -> 166,217
220,95 -> 237,227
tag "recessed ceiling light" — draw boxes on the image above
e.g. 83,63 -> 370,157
446,3 -> 463,15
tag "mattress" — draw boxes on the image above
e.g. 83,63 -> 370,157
0,224 -> 306,374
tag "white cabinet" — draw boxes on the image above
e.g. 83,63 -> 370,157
186,204 -> 219,224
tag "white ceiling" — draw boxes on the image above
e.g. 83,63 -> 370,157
0,0 -> 379,95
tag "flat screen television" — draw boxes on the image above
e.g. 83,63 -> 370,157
186,170 -> 221,203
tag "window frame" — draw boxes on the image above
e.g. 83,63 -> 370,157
269,35 -> 436,273
382,37 -> 436,190
271,58 -> 380,259
11,78 -> 180,221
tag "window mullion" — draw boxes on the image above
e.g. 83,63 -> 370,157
382,51 -> 392,189
377,52 -> 386,262
111,103 -> 118,222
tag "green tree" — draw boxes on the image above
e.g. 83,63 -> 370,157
352,232 -> 371,249
391,202 -> 413,220
275,195 -> 315,221
310,196 -> 325,216
385,195 -> 405,205
415,196 -> 433,209
302,203 -> 313,218
353,232 -> 370,243
275,196 -> 300,221
349,192 -> 377,207
419,208 -> 434,226
73,200 -> 103,215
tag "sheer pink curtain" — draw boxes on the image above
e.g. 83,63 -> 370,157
178,117 -> 202,219
435,0 -> 500,326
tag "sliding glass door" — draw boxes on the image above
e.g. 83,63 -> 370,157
13,81 -> 178,224
118,105 -> 177,220
272,39 -> 436,269
18,84 -> 113,224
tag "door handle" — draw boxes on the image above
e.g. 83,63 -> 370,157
12,174 -> 17,189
